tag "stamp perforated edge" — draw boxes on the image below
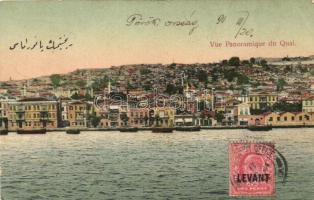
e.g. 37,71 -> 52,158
228,141 -> 276,197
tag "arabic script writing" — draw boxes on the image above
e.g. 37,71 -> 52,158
9,35 -> 73,52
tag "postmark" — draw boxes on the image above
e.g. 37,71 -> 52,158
229,142 -> 275,196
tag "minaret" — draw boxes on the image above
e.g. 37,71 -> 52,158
23,84 -> 27,97
211,88 -> 215,111
181,73 -> 185,88
90,87 -> 94,98
185,82 -> 189,98
108,79 -> 111,94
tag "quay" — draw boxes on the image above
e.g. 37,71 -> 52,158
1,125 -> 314,135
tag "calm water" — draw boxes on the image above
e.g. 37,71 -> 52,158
1,129 -> 314,200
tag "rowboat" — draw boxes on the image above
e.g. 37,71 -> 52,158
175,126 -> 201,132
66,129 -> 81,134
119,127 -> 138,132
248,125 -> 272,131
17,128 -> 46,134
152,127 -> 174,133
0,129 -> 8,135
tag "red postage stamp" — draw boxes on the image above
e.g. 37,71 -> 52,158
229,142 -> 275,196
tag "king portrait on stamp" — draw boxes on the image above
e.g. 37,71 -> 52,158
229,142 -> 275,196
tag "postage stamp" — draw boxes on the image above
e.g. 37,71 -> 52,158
229,142 -> 275,196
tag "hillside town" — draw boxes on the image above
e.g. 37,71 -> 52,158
1,56 -> 314,130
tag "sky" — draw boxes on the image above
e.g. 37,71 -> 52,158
0,0 -> 314,81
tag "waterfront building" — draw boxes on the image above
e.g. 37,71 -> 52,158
249,92 -> 278,110
237,114 -> 265,126
0,99 -> 10,128
5,97 -> 58,130
302,96 -> 314,112
236,115 -> 250,126
235,102 -> 251,116
59,97 -> 72,127
264,112 -> 314,126
99,105 -> 127,128
174,114 -> 196,126
67,101 -> 90,127
234,102 -> 251,125
250,114 -> 266,125
128,108 -> 149,127
150,107 -> 175,127
200,110 -> 216,126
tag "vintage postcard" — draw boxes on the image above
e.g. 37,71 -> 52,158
0,0 -> 314,199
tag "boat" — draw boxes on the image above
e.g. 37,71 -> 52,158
175,126 -> 201,132
152,127 -> 174,133
248,125 -> 272,131
66,129 -> 81,134
119,127 -> 138,132
0,129 -> 8,135
17,128 -> 46,134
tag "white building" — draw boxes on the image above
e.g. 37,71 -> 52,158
302,96 -> 314,113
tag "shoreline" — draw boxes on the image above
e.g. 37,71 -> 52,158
2,125 -> 314,133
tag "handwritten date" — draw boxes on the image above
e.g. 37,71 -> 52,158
216,11 -> 254,38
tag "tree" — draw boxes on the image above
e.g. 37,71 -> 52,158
284,66 -> 292,73
228,57 -> 240,67
40,111 -> 49,128
221,60 -> 228,66
198,100 -> 206,111
165,84 -> 177,95
144,115 -> 149,126
272,102 -> 301,112
127,81 -> 136,90
76,80 -> 86,88
2,118 -> 8,129
92,75 -> 109,91
140,68 -> 152,75
197,70 -> 208,82
215,111 -> 224,123
260,59 -> 268,67
50,74 -> 62,88
71,92 -> 81,100
89,112 -> 102,127
241,60 -> 250,65
237,74 -> 250,85
154,114 -> 160,127
84,93 -> 93,101
120,112 -> 129,127
250,57 -> 256,65
143,84 -> 152,91
223,69 -> 238,82
276,78 -> 287,91
250,109 -> 267,115
32,78 -> 40,83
